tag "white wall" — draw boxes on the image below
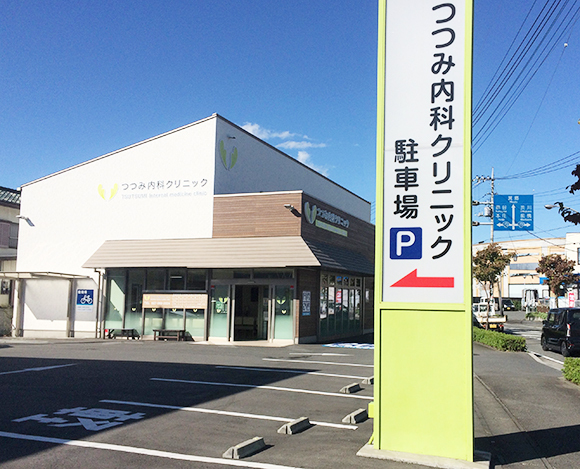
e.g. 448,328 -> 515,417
16,117 -> 216,336
213,117 -> 371,222
17,117 -> 217,277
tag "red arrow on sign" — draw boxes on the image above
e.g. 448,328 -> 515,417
391,269 -> 454,288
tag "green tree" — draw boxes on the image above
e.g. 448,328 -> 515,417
536,254 -> 575,297
473,243 -> 512,308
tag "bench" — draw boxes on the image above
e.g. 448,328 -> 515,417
153,329 -> 186,341
106,328 -> 140,340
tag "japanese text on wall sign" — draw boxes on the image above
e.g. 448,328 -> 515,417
392,3 -> 458,260
121,179 -> 208,191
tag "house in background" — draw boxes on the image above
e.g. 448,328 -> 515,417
473,233 -> 580,308
0,186 -> 20,334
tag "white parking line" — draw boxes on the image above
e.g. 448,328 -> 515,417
0,364 -> 76,376
151,378 -> 373,400
263,358 -> 373,368
0,431 -> 304,469
528,352 -> 564,365
289,352 -> 351,356
216,365 -> 368,380
100,399 -> 358,430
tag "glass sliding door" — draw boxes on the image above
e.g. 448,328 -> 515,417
125,269 -> 145,332
210,285 -> 230,338
258,286 -> 269,340
105,270 -> 125,330
273,286 -> 293,340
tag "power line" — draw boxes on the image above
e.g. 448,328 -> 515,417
472,0 -> 580,153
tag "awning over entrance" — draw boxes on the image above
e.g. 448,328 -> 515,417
83,237 -> 320,269
82,236 -> 374,275
305,240 -> 374,276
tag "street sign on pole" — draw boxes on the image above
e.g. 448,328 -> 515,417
372,0 -> 474,464
494,194 -> 534,231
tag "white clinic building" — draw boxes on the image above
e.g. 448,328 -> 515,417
9,114 -> 375,343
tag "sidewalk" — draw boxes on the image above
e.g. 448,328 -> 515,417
473,340 -> 580,469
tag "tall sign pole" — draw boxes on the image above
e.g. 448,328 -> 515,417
373,0 -> 474,463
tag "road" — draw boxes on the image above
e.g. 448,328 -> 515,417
503,310 -> 565,371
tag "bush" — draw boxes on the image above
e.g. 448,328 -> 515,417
473,327 -> 527,352
526,311 -> 547,320
563,357 -> 580,385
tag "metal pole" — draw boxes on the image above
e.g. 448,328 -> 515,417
490,167 -> 494,243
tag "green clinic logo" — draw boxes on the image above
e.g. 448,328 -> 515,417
98,184 -> 118,200
304,202 -> 317,224
219,140 -> 238,170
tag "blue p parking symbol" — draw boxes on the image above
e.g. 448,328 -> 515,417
390,227 -> 422,259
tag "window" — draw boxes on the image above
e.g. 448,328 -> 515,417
0,222 -> 10,248
186,269 -> 206,290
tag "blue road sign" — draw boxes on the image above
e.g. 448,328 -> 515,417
494,195 -> 534,231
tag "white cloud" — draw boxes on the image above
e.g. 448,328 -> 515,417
297,150 -> 311,164
276,141 -> 327,150
241,122 -> 297,140
297,151 -> 330,177
242,121 -> 330,177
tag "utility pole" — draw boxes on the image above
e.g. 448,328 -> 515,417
472,167 -> 495,242
472,168 -> 502,314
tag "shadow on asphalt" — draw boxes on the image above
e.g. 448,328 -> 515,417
477,424 -> 580,465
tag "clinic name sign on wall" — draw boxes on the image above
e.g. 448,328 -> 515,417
142,294 -> 208,310
97,177 -> 211,202
304,201 -> 349,237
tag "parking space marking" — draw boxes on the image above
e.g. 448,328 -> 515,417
216,365 -> 368,380
289,352 -> 351,356
0,364 -> 76,376
263,358 -> 373,368
100,399 -> 358,430
0,431 -> 304,469
151,378 -> 373,400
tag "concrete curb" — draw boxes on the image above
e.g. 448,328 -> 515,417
222,436 -> 266,459
342,408 -> 368,424
357,444 -> 491,469
340,382 -> 362,394
277,417 -> 311,434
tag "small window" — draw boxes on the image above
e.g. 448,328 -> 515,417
186,269 -> 206,290
0,222 -> 9,248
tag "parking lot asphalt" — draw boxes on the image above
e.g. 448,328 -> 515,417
0,335 -> 579,469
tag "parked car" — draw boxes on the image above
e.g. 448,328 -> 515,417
541,308 -> 580,357
502,299 -> 516,311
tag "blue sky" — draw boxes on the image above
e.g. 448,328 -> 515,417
1,1 -> 579,244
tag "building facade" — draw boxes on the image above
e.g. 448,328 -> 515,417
472,233 -> 580,307
11,114 -> 374,343
0,186 -> 20,334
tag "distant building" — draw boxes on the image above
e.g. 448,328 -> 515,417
0,186 -> 20,334
473,233 -> 580,307
11,114 -> 374,342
